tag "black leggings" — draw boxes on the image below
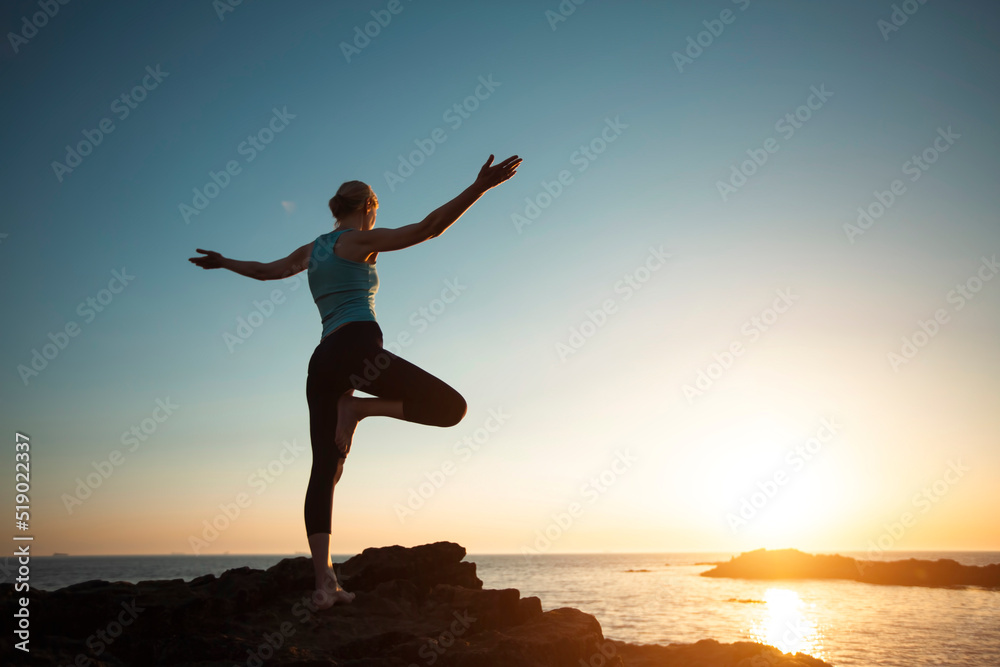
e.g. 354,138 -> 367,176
304,321 -> 466,535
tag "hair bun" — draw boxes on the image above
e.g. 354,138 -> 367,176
329,181 -> 374,220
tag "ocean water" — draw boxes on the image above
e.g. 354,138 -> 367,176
475,551 -> 1000,667
13,551 -> 1000,667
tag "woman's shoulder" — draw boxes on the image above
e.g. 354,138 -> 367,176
305,232 -> 331,264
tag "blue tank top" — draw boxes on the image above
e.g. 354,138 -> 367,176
308,229 -> 378,340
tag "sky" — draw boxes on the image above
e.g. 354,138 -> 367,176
1,0 -> 998,557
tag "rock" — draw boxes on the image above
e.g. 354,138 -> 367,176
337,541 -> 481,594
701,548 -> 1000,589
0,541 -> 834,666
608,638 -> 831,666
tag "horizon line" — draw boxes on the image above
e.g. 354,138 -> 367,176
33,548 -> 1000,558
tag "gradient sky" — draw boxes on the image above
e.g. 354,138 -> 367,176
1,0 -> 998,556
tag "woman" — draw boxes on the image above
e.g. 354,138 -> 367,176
189,153 -> 522,607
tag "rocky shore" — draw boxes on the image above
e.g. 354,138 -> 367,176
2,541 -> 831,666
701,548 -> 1000,589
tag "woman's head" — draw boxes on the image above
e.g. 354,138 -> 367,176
329,181 -> 378,229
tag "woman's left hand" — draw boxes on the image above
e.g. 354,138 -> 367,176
473,154 -> 522,192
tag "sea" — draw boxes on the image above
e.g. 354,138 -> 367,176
15,550 -> 1000,667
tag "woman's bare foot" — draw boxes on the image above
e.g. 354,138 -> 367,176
312,586 -> 355,610
312,567 -> 355,610
335,394 -> 361,455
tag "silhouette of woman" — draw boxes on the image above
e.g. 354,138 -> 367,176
189,154 -> 522,608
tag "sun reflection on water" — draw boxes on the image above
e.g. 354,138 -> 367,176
746,588 -> 827,660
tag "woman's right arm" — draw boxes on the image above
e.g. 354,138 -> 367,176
351,154 -> 521,254
189,243 -> 312,280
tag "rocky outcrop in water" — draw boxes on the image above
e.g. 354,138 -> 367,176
701,548 -> 1000,589
2,541 -> 832,666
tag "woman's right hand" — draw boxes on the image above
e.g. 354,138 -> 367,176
473,154 -> 522,192
189,248 -> 225,269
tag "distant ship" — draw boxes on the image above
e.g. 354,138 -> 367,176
52,552 -> 69,557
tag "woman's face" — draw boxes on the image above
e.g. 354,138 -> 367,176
363,196 -> 378,230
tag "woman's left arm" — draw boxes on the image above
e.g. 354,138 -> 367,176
189,243 -> 312,280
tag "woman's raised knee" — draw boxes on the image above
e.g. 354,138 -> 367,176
441,391 -> 467,427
